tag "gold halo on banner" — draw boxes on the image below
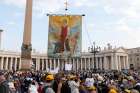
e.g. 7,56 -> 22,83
61,16 -> 69,25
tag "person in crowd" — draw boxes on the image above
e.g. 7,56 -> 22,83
2,69 -> 140,93
28,80 -> 38,93
8,81 -> 16,93
42,74 -> 55,93
130,89 -> 139,93
61,76 -> 71,93
68,75 -> 80,93
0,72 -> 12,93
37,82 -> 44,93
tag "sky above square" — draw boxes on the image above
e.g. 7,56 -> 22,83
0,0 -> 140,53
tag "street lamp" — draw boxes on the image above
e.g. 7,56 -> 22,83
89,42 -> 100,71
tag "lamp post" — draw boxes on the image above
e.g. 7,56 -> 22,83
89,42 -> 100,71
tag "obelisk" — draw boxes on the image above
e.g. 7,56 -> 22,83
0,29 -> 3,50
21,0 -> 33,70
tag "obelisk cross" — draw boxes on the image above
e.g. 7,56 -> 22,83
64,0 -> 68,11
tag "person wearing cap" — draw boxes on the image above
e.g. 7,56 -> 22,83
0,72 -> 10,93
108,85 -> 118,93
84,79 -> 97,93
42,74 -> 55,93
87,86 -> 96,93
68,75 -> 80,93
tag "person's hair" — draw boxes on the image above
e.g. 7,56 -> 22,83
32,82 -> 35,85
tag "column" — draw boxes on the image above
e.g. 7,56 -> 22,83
45,59 -> 48,70
100,57 -> 102,70
104,56 -> 107,70
35,58 -> 37,70
41,59 -> 44,70
84,58 -> 86,70
126,56 -> 129,69
81,58 -> 85,70
42,58 -> 46,70
9,58 -> 13,70
98,58 -> 100,69
122,56 -> 125,69
5,57 -> 8,70
118,56 -> 121,71
0,57 -> 3,70
54,59 -> 56,69
36,58 -> 40,70
120,56 -> 122,70
73,58 -> 75,71
71,58 -> 73,70
50,59 -> 52,70
80,58 -> 82,70
92,57 -> 94,69
102,57 -> 104,70
111,55 -> 114,70
74,58 -> 76,70
19,58 -> 21,70
58,58 -> 60,68
96,57 -> 98,69
88,58 -> 90,70
76,58 -> 78,70
86,58 -> 88,70
117,56 -> 119,70
14,58 -> 17,71
90,58 -> 92,70
58,59 -> 60,70
47,58 -> 51,71
114,56 -> 117,70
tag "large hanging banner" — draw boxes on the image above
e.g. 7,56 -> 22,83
48,15 -> 82,57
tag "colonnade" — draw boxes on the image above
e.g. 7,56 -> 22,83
0,55 -> 129,71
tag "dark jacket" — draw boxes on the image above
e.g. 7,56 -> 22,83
0,81 -> 10,93
61,81 -> 71,93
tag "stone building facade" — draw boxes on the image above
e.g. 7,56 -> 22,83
127,47 -> 140,70
0,46 -> 129,71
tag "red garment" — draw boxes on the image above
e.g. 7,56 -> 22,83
60,25 -> 68,51
37,86 -> 43,93
61,26 -> 68,41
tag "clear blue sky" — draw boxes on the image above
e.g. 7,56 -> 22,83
0,0 -> 140,53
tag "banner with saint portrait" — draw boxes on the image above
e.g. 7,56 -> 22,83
48,15 -> 82,58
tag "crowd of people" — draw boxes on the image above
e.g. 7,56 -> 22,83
0,69 -> 140,93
